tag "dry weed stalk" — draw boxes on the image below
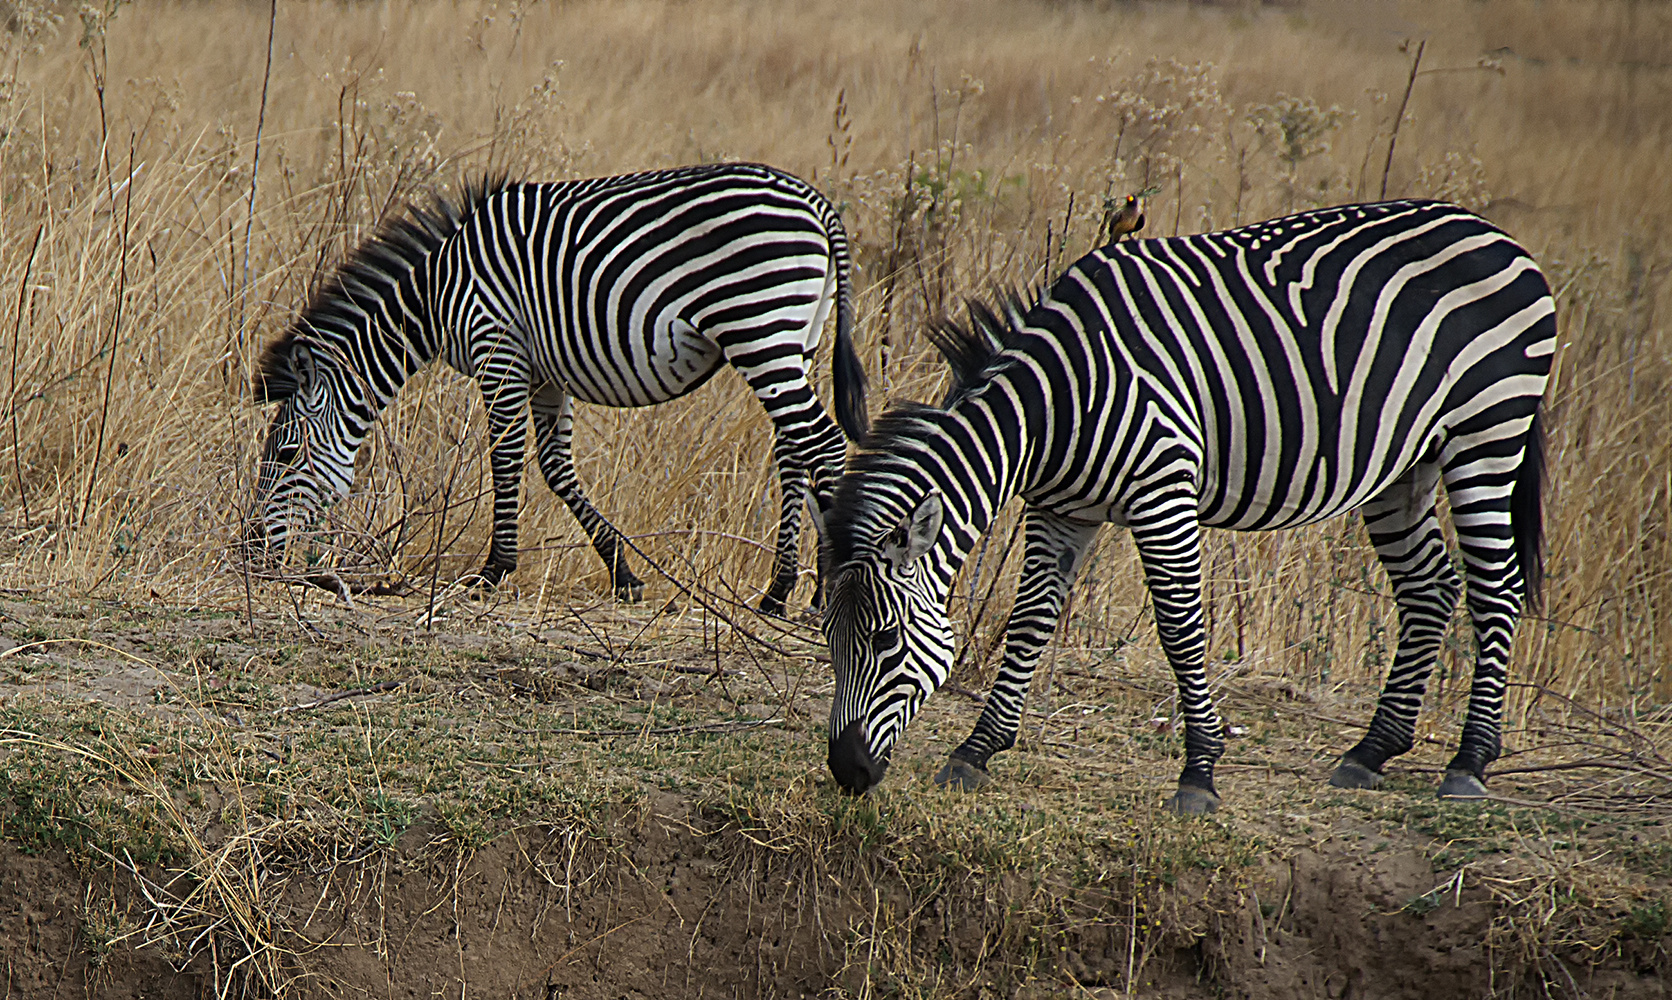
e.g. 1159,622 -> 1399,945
0,730 -> 322,997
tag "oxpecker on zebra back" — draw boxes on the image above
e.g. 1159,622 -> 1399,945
248,164 -> 868,613
821,200 -> 1552,813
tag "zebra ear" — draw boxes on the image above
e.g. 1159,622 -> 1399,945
806,468 -> 835,540
290,342 -> 318,394
883,493 -> 943,567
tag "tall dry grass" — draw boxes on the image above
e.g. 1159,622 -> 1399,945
0,0 -> 1665,719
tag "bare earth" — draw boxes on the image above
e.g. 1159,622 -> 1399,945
0,589 -> 1666,999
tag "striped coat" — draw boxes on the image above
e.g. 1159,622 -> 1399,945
820,200 -> 1551,811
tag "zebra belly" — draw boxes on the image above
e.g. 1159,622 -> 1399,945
539,316 -> 726,408
1195,451 -> 1444,533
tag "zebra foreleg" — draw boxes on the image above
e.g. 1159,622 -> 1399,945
530,386 -> 645,602
1333,489 -> 1460,790
475,368 -> 533,588
937,508 -> 1099,790
1130,499 -> 1224,814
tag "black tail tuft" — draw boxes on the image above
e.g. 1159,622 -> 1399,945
1512,406 -> 1547,612
832,289 -> 870,441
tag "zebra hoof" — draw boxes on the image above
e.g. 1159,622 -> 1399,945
1437,770 -> 1489,800
933,759 -> 990,791
613,579 -> 645,603
757,594 -> 787,618
1329,760 -> 1384,789
1166,785 -> 1221,815
466,566 -> 508,592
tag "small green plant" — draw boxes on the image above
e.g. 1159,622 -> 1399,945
1622,898 -> 1671,941
360,791 -> 416,847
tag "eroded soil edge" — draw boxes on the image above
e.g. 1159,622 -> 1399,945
6,791 -> 1667,1000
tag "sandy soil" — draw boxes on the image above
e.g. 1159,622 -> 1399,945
1,592 -> 1667,998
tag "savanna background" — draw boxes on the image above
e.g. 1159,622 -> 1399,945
0,1 -> 1667,998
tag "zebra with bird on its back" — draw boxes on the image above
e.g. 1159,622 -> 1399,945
820,199 -> 1553,812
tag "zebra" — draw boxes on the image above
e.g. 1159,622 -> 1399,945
247,163 -> 869,614
821,199 -> 1552,813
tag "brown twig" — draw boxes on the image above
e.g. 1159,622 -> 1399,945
513,717 -> 782,739
238,0 -> 278,348
1380,38 -> 1426,199
80,136 -> 135,528
274,678 -> 410,713
606,528 -> 812,660
7,224 -> 42,527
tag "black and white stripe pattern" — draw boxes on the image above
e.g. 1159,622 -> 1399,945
822,200 -> 1552,811
250,164 -> 868,612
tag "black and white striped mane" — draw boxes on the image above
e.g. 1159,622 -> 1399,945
925,290 -> 1034,406
824,288 -> 1035,561
253,174 -> 514,403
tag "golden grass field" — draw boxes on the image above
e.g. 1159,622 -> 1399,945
0,1 -> 1667,996
0,0 -> 1665,708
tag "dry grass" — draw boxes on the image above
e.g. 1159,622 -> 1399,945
0,0 -> 1660,716
0,0 -> 1659,710
0,1 -> 1666,993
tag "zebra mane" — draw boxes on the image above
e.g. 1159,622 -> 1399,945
824,287 -> 1037,560
253,173 -> 513,402
924,288 -> 1033,407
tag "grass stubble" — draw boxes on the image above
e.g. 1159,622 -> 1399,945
0,0 -> 1667,996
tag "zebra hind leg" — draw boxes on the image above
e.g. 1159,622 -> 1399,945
756,442 -> 808,618
721,340 -> 847,618
1436,454 -> 1535,800
1333,484 -> 1461,790
803,464 -> 842,616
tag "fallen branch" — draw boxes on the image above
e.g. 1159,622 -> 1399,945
671,663 -> 741,678
513,716 -> 782,738
275,678 -> 409,713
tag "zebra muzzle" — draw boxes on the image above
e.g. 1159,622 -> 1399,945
828,719 -> 888,794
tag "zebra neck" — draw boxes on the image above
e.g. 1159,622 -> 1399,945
326,297 -> 438,417
864,398 -> 1033,592
935,393 -> 1034,582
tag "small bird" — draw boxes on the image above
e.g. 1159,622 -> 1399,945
1104,193 -> 1146,242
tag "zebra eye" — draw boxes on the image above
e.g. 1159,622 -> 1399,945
871,625 -> 899,649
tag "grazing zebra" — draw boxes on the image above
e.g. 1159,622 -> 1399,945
248,164 -> 868,613
821,200 -> 1552,813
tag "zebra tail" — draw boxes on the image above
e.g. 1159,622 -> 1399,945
831,257 -> 870,442
1512,405 -> 1547,612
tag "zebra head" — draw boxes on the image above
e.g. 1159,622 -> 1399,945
823,492 -> 954,794
245,336 -> 369,568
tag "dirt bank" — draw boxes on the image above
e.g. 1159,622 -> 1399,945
6,796 -> 1668,999
2,599 -> 1668,998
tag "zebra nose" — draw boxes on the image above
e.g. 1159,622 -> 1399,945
828,720 -> 887,794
